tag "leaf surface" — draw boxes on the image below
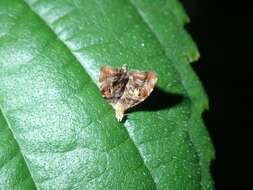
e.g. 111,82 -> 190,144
0,0 -> 214,189
0,112 -> 36,189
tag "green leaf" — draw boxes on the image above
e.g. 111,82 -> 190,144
0,0 -> 214,189
0,112 -> 36,189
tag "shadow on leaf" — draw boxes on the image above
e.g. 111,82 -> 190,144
127,87 -> 183,113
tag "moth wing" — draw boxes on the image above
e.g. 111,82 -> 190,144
99,65 -> 120,98
99,65 -> 129,104
118,71 -> 157,110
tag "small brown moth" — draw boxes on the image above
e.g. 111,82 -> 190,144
99,64 -> 157,121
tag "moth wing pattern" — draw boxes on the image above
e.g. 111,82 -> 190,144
99,65 -> 157,121
99,65 -> 128,104
113,71 -> 157,120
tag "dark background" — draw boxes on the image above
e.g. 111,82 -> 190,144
181,0 -> 252,189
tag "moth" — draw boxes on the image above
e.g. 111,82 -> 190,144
99,64 -> 157,121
